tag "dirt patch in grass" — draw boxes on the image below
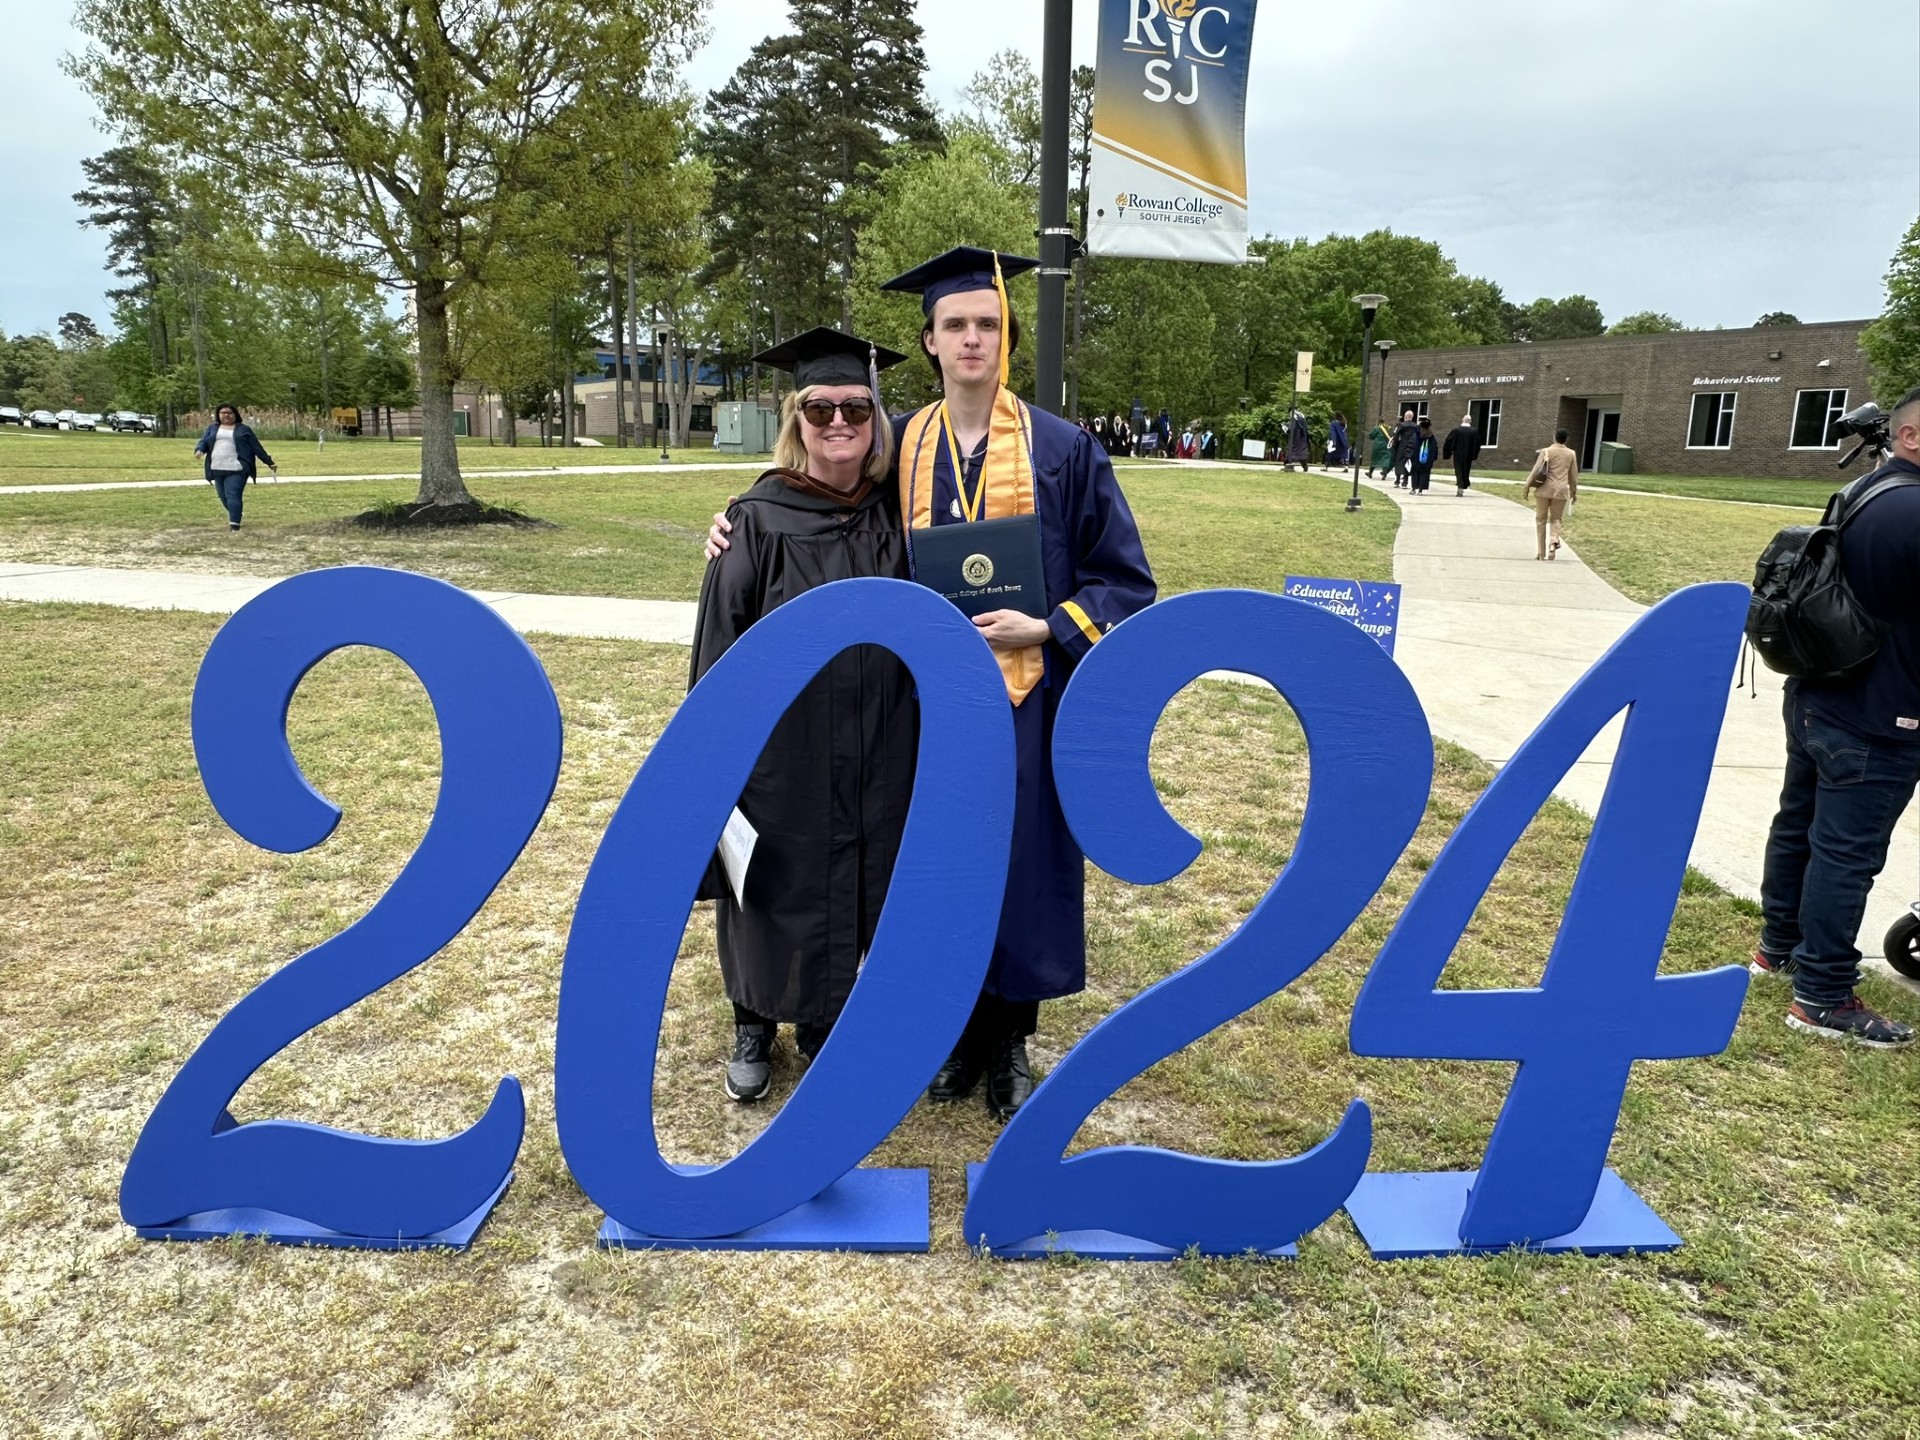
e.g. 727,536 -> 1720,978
346,499 -> 557,531
3,602 -> 1917,1438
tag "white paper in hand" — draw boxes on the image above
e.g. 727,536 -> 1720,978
719,806 -> 758,908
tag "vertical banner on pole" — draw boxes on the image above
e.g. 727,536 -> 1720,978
1086,0 -> 1260,264
1295,352 -> 1314,393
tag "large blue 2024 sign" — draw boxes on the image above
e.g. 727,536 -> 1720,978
120,567 -> 1750,1261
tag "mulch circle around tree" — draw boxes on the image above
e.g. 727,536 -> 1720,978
347,500 -> 555,530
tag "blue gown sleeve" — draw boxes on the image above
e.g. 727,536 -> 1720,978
1044,428 -> 1157,664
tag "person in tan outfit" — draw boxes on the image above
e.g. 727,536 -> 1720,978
1525,427 -> 1580,559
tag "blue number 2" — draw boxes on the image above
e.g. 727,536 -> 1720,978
966,591 -> 1434,1254
119,568 -> 562,1239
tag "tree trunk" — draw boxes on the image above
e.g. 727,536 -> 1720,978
413,278 -> 471,506
609,246 -> 626,448
563,371 -> 576,447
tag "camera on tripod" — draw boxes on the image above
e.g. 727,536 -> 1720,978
1833,402 -> 1892,471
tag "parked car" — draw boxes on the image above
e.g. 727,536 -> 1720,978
138,413 -> 158,432
0,406 -> 22,426
105,410 -> 150,433
28,410 -> 58,428
71,413 -> 104,431
53,409 -> 77,428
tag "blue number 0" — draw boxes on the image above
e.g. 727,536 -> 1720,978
966,591 -> 1433,1254
119,568 -> 562,1239
555,578 -> 1014,1240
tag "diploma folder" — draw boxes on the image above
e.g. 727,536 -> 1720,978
912,515 -> 1047,620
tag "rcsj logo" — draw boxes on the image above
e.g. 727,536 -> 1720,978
1128,0 -> 1231,106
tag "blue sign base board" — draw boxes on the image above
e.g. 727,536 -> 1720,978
1343,1170 -> 1682,1260
598,1167 -> 929,1253
133,1173 -> 512,1251
964,1165 -> 1296,1261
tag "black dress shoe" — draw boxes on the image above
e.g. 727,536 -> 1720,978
927,1042 -> 983,1101
985,1036 -> 1033,1121
795,1023 -> 831,1063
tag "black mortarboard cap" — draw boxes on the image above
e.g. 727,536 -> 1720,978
879,247 -> 1041,316
751,327 -> 907,390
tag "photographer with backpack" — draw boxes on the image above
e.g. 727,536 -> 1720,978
1753,385 -> 1920,1047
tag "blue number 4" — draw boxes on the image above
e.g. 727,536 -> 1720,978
1348,584 -> 1751,1251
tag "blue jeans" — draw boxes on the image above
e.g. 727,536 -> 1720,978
1760,688 -> 1920,1004
212,471 -> 246,525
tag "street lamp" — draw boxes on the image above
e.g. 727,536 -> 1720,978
1347,294 -> 1386,513
287,383 -> 299,440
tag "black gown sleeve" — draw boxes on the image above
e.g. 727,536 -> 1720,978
688,503 -> 765,902
689,503 -> 765,689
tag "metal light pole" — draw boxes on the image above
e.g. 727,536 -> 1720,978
287,382 -> 299,440
1348,294 -> 1385,512
658,325 -> 673,463
1035,0 -> 1072,416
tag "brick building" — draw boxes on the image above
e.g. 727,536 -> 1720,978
1374,320 -> 1875,480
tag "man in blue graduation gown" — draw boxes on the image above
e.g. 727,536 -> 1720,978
880,247 -> 1157,1118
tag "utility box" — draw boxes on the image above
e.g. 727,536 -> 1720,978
1597,441 -> 1633,475
713,401 -> 778,454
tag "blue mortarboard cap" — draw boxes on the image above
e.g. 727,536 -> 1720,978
880,247 -> 1040,316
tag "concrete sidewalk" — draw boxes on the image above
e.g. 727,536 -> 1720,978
0,460 -> 769,497
0,562 -> 697,645
1371,477 -> 1919,978
5,490 -> 1915,983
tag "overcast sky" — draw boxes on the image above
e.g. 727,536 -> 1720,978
4,0 -> 1916,340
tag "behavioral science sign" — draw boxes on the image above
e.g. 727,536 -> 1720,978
1087,0 -> 1259,264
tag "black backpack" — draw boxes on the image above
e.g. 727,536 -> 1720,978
1745,472 -> 1920,683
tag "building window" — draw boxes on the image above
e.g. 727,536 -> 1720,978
1396,399 -> 1429,424
1469,398 -> 1502,447
1688,392 -> 1737,449
1790,388 -> 1848,449
691,404 -> 714,432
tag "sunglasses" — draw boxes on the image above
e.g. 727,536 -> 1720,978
800,397 -> 875,428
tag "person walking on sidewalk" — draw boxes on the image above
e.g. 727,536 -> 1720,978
1408,418 -> 1438,494
1525,428 -> 1578,558
1390,409 -> 1420,488
1443,412 -> 1482,495
194,403 -> 276,531
1752,385 -> 1920,1047
1367,420 -> 1393,479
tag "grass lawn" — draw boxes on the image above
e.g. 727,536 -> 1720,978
4,602 -> 1917,1438
1474,468 -> 1840,510
0,462 -> 1395,602
0,428 -> 743,487
1554,493 -> 1801,607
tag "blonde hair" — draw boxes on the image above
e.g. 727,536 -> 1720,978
772,385 -> 894,483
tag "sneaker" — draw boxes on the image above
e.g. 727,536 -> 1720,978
1785,995 -> 1914,1048
795,1023 -> 831,1063
724,1024 -> 775,1101
1750,949 -> 1796,979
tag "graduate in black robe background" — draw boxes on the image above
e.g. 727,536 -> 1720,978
689,328 -> 916,1104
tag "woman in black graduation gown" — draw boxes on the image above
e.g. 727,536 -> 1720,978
689,328 -> 914,1103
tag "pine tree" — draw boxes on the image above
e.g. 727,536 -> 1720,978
703,0 -> 941,339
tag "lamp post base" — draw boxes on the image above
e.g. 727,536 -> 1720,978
1345,496 -> 1363,514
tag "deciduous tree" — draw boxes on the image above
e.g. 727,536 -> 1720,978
70,0 -> 699,511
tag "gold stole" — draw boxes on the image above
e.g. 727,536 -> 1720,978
901,387 -> 1044,706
